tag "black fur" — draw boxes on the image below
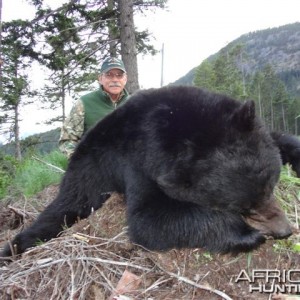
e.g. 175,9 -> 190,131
1,86 -> 291,257
271,131 -> 300,177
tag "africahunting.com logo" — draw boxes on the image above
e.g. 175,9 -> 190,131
235,269 -> 300,294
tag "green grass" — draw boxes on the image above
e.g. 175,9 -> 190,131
273,166 -> 300,253
0,151 -> 68,199
14,151 -> 67,197
0,155 -> 19,198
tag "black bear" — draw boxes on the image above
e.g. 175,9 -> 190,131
1,86 -> 292,257
271,131 -> 300,178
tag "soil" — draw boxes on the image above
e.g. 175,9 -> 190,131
0,185 -> 299,300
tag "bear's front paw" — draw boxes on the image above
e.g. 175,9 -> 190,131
230,230 -> 266,254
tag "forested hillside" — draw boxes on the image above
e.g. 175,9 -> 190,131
0,128 -> 60,155
174,22 -> 300,96
1,22 -> 300,155
174,22 -> 300,134
223,22 -> 300,97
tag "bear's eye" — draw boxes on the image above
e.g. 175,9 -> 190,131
183,180 -> 192,188
248,208 -> 257,216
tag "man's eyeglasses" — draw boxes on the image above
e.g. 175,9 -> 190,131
103,72 -> 125,79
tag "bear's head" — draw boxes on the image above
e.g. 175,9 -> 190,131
155,99 -> 292,240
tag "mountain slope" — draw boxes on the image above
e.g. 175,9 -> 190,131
173,22 -> 300,96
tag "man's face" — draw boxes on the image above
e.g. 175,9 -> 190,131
99,68 -> 127,99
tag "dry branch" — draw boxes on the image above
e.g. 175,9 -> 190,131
32,155 -> 65,173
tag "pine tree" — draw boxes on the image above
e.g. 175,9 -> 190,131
28,0 -> 168,119
0,20 -> 37,159
250,65 -> 290,131
194,60 -> 215,91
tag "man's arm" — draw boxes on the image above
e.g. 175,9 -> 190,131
59,100 -> 85,158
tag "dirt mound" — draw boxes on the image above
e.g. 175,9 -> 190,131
0,186 -> 299,300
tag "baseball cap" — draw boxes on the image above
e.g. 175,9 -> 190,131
100,57 -> 126,74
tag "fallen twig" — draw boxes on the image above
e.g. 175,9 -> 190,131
7,205 -> 28,219
32,156 -> 65,173
154,263 -> 234,300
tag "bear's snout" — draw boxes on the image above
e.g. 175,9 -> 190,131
271,226 -> 293,240
245,200 -> 293,240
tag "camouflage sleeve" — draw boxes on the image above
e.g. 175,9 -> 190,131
59,99 -> 85,158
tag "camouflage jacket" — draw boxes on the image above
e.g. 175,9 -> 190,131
59,87 -> 129,157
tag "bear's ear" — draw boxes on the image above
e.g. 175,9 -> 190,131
231,100 -> 256,132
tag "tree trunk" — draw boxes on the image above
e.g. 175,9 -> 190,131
295,115 -> 299,136
257,83 -> 262,118
12,61 -> 22,160
107,0 -> 118,57
117,0 -> 139,94
14,102 -> 22,160
270,96 -> 274,131
61,70 -> 66,122
281,103 -> 286,131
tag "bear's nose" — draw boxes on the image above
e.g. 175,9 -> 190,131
272,225 -> 293,240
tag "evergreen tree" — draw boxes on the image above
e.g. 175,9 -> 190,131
250,71 -> 264,118
28,0 -> 168,120
0,20 -> 37,159
249,65 -> 290,131
194,44 -> 247,100
33,3 -> 98,123
194,60 -> 215,91
213,47 -> 245,98
0,0 -> 168,156
195,45 -> 295,134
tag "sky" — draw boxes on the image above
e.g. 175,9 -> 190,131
1,0 -> 300,141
